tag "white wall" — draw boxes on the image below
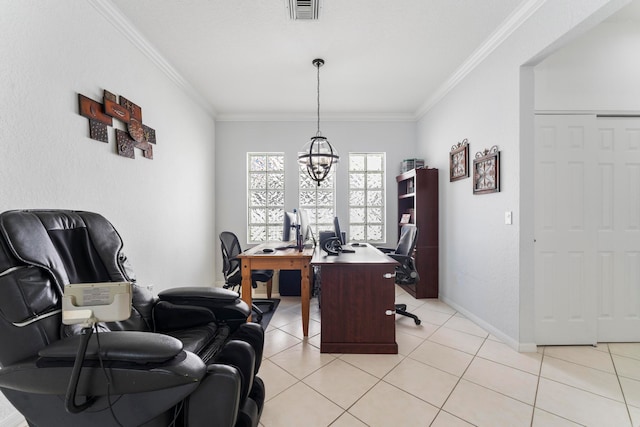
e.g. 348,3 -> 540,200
0,1 -> 216,423
535,20 -> 640,112
215,120 -> 416,285
415,0 -> 629,349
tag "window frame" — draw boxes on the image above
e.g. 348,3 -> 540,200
348,152 -> 386,243
247,152 -> 286,244
298,158 -> 336,239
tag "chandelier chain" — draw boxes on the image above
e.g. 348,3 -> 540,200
316,61 -> 321,136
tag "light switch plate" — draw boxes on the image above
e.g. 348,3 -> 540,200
505,211 -> 512,225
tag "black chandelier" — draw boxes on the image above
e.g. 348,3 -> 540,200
298,58 -> 339,185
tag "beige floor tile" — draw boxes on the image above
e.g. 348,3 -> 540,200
269,341 -> 335,379
477,339 -> 542,375
339,353 -> 404,379
431,410 -> 474,426
443,379 -> 533,427
620,376 -> 640,408
418,299 -> 457,315
267,306 -> 302,329
257,359 -> 299,402
531,408 -> 582,426
328,412 -> 368,427
544,345 -> 616,373
610,343 -> 640,361
409,340 -> 473,376
541,355 -> 624,402
395,330 -> 426,356
628,405 -> 640,427
260,382 -> 344,427
348,381 -> 439,427
303,358 -> 379,409
278,318 -> 321,339
535,378 -> 631,427
384,357 -> 459,407
444,315 -> 489,338
614,354 -> 640,381
428,326 -> 485,355
463,357 -> 538,404
263,328 -> 302,358
394,317 -> 439,339
307,333 -> 321,349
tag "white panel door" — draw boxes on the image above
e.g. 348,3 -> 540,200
535,115 -> 640,344
595,118 -> 640,342
535,115 -> 598,345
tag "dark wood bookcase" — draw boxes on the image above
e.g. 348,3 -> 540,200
396,168 -> 439,298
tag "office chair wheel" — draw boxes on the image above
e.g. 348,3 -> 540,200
414,319 -> 421,325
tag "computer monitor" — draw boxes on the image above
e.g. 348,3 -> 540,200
297,208 -> 310,244
282,211 -> 296,241
333,216 -> 345,245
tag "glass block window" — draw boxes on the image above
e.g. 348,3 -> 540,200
349,153 -> 386,242
299,160 -> 336,239
247,153 -> 285,243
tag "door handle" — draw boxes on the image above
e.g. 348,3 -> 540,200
383,272 -> 396,279
385,310 -> 395,316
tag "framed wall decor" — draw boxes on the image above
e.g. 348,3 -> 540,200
473,145 -> 500,195
449,138 -> 469,182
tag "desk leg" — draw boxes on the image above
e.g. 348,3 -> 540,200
240,259 -> 252,322
301,262 -> 310,337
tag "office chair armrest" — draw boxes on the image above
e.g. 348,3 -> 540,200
377,246 -> 395,253
158,286 -> 251,321
0,332 -> 206,396
386,253 -> 412,263
38,330 -> 183,363
159,286 -> 240,302
153,301 -> 217,331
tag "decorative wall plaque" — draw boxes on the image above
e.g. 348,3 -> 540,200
449,138 -> 469,182
89,120 -> 109,143
473,145 -> 500,195
142,124 -> 156,144
116,129 -> 135,159
78,89 -> 157,159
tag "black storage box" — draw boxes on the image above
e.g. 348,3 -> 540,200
279,270 -> 301,296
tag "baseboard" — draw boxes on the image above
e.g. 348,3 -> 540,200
439,295 -> 538,353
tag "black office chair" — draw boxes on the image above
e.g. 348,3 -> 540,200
0,209 -> 265,427
220,231 -> 275,323
378,224 -> 422,325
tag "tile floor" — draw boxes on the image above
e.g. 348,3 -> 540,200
257,286 -> 640,427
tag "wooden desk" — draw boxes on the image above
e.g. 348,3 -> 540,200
237,243 -> 314,336
312,244 -> 399,354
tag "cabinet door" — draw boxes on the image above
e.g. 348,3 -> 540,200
321,264 -> 396,347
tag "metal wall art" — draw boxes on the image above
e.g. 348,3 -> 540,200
473,145 -> 500,195
449,138 -> 469,182
78,90 -> 156,159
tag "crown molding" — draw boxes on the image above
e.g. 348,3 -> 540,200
87,0 -> 217,118
415,0 -> 547,119
215,112 -> 418,122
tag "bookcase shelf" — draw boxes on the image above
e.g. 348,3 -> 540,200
396,168 -> 439,298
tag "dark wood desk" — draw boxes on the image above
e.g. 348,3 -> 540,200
237,243 -> 314,336
312,244 -> 399,354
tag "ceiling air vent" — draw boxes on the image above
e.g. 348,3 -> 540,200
286,0 -> 322,20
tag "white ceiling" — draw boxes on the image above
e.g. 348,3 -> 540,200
104,0 -> 635,119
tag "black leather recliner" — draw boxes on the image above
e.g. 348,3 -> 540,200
0,210 -> 265,427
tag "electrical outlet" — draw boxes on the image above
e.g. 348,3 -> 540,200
505,211 -> 512,225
